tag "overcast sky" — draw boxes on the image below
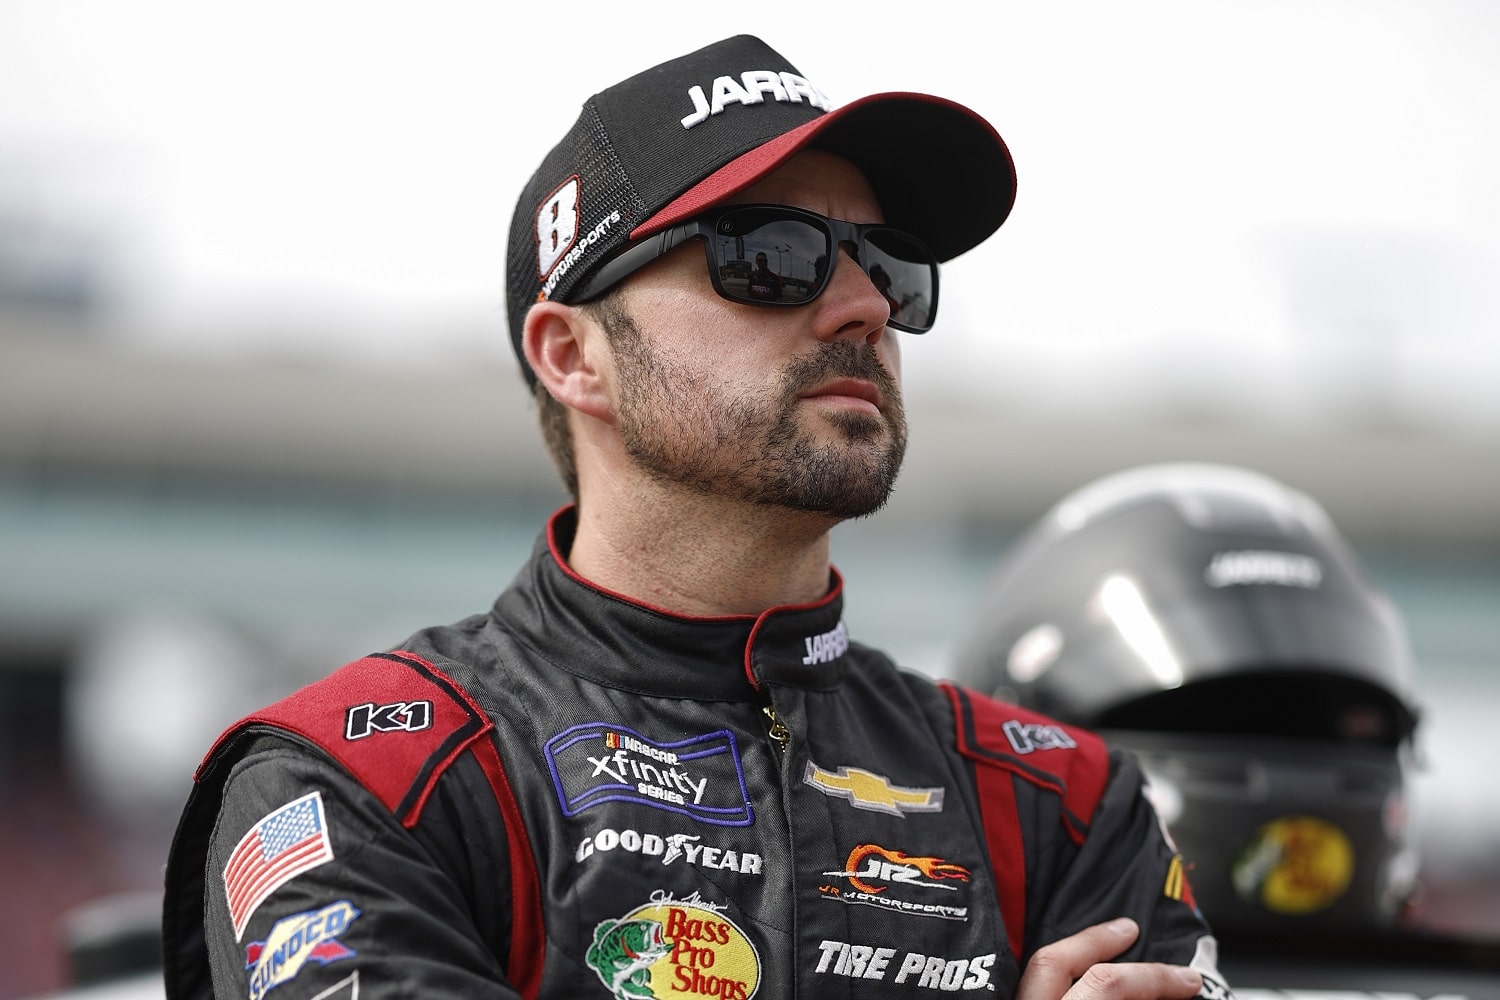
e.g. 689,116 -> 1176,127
3,0 -> 1498,420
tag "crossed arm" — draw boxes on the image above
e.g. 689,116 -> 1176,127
1019,919 -> 1206,1000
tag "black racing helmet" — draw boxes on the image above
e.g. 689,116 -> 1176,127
949,462 -> 1422,934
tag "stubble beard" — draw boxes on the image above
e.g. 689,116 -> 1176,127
601,302 -> 908,520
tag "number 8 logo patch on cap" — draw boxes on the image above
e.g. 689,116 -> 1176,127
535,176 -> 581,281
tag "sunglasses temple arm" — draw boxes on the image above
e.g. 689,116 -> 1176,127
570,222 -> 697,302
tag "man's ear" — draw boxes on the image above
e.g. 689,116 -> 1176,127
522,299 -> 614,422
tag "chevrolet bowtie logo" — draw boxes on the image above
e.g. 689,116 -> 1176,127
803,762 -> 944,817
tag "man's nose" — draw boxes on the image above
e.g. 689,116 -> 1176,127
813,243 -> 890,344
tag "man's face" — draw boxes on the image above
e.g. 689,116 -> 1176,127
600,150 -> 907,519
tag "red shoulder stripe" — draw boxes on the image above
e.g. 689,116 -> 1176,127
942,681 -> 1110,844
971,737 -> 1026,962
469,734 -> 544,1000
201,651 -> 491,828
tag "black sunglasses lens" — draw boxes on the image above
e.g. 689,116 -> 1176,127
865,230 -> 937,332
708,209 -> 828,305
705,208 -> 937,330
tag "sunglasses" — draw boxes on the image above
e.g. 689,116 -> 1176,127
570,204 -> 940,334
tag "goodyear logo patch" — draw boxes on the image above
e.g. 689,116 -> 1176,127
586,890 -> 761,1000
243,900 -> 359,1000
546,723 -> 753,826
576,828 -> 764,876
803,761 -> 943,816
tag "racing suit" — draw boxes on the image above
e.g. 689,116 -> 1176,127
163,507 -> 1231,1000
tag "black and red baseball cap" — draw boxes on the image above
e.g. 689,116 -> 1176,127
504,34 -> 1017,382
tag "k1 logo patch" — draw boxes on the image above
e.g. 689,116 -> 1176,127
1002,720 -> 1077,755
344,700 -> 431,740
545,723 -> 753,826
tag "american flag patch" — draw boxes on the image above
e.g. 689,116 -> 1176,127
224,791 -> 335,940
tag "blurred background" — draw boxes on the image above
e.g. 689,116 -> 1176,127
2,1 -> 1497,996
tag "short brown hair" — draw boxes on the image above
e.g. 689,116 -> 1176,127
534,379 -> 578,500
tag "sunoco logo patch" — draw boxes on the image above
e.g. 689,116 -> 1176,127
545,723 -> 753,826
586,890 -> 761,1000
243,900 -> 359,1000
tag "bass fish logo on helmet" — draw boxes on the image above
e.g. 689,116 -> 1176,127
586,890 -> 761,1000
1232,815 -> 1357,915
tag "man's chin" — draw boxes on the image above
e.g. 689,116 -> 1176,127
806,406 -> 892,445
759,447 -> 906,521
757,492 -> 895,522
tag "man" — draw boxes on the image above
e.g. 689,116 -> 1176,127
162,35 -> 1230,1000
747,251 -> 785,300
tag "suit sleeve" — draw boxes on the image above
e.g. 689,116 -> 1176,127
204,740 -> 518,999
1027,747 -> 1233,999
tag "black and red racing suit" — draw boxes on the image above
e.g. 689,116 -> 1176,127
163,507 -> 1231,1000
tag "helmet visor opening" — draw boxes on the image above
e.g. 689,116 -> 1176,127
1092,670 -> 1415,748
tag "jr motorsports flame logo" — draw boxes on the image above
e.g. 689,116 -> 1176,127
585,891 -> 760,1000
827,844 -> 970,895
818,843 -> 971,922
